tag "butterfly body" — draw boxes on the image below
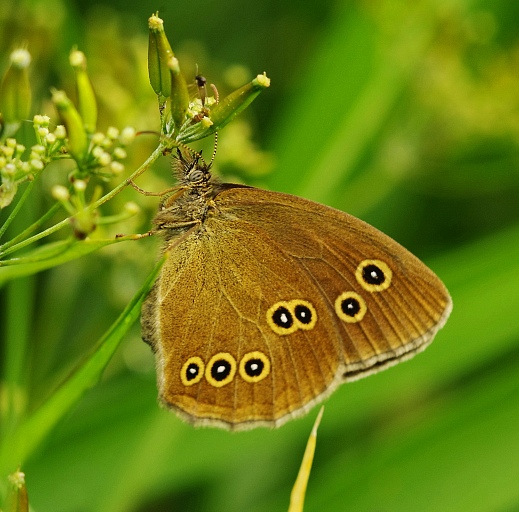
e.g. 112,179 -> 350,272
141,151 -> 452,430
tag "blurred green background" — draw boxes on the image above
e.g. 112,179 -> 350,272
2,0 -> 519,510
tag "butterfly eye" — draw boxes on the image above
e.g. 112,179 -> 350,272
239,351 -> 271,383
180,356 -> 205,386
355,260 -> 393,292
187,169 -> 205,183
267,302 -> 298,335
334,291 -> 367,323
290,300 -> 318,330
205,353 -> 237,387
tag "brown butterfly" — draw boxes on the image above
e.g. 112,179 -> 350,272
141,149 -> 452,431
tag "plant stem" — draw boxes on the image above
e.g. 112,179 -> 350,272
0,201 -> 62,254
0,180 -> 35,241
0,141 -> 167,259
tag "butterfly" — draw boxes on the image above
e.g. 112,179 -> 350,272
141,148 -> 452,430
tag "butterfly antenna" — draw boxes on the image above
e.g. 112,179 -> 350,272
204,83 -> 219,167
175,141 -> 204,163
209,132 -> 218,167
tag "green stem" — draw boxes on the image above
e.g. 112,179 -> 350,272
0,180 -> 36,242
0,201 -> 63,255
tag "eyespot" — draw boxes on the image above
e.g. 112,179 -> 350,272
267,302 -> 298,335
180,356 -> 205,386
239,351 -> 271,383
289,300 -> 317,330
335,291 -> 367,323
205,353 -> 237,387
355,259 -> 392,292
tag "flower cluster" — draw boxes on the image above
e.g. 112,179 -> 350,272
50,88 -> 136,182
0,47 -> 137,213
51,49 -> 137,180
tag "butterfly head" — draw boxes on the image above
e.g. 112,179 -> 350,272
174,148 -> 214,190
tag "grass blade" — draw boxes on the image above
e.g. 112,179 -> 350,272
289,406 -> 325,512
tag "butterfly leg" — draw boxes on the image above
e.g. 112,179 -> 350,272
115,230 -> 157,240
127,179 -> 185,199
161,188 -> 190,208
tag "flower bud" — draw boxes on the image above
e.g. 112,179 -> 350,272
73,179 -> 87,192
33,114 -> 50,127
106,126 -> 119,139
110,161 -> 124,175
200,116 -> 213,128
30,158 -> 44,171
45,132 -> 57,145
2,145 -> 14,158
52,184 -> 70,201
37,126 -> 49,138
54,125 -> 67,139
119,126 -> 136,146
92,146 -> 104,158
113,147 -> 127,160
33,115 -> 44,126
100,137 -> 113,149
3,163 -> 16,176
148,13 -> 173,98
91,132 -> 105,145
30,145 -> 45,156
178,73 -> 270,143
97,151 -> 112,167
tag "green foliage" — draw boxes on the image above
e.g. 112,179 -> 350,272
1,0 -> 519,511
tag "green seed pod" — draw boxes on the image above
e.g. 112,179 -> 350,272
70,49 -> 98,134
168,56 -> 189,131
52,89 -> 88,162
211,73 -> 270,127
178,73 -> 270,144
148,13 -> 173,99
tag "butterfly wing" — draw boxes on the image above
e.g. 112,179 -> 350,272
142,185 -> 452,430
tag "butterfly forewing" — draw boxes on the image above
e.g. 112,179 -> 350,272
215,187 -> 452,379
